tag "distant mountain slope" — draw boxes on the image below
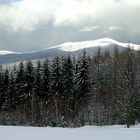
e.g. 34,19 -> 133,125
0,50 -> 20,56
48,38 -> 140,52
0,38 -> 140,64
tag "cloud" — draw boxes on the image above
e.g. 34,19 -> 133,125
109,26 -> 123,31
0,0 -> 139,32
0,0 -> 140,51
80,26 -> 100,32
0,0 -> 55,32
0,0 -> 8,4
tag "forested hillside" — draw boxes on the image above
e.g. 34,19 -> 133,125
0,47 -> 140,128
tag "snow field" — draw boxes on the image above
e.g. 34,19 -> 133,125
0,125 -> 140,140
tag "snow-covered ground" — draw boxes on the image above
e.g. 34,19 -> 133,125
0,125 -> 140,140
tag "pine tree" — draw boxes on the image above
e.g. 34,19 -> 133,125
25,61 -> 35,96
24,61 -> 35,122
76,50 -> 90,100
125,49 -> 137,127
41,59 -> 51,100
0,65 -> 4,108
39,59 -> 51,125
110,46 -> 124,124
62,55 -> 74,126
2,68 -> 10,110
50,56 -> 63,126
8,71 -> 17,110
34,60 -> 43,125
112,46 -> 119,89
34,60 -> 42,97
135,51 -> 140,123
16,62 -> 26,104
74,49 -> 90,126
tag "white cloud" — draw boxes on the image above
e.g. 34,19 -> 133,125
53,0 -> 97,26
122,0 -> 140,6
0,0 -> 54,31
103,26 -> 124,34
80,26 -> 100,32
109,26 -> 123,31
0,0 -> 139,32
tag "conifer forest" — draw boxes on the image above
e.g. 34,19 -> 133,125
0,47 -> 140,128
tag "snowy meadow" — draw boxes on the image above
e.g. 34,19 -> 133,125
0,125 -> 140,140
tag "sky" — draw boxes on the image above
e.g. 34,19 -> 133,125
0,0 -> 139,52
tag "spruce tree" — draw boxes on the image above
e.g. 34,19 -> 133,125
25,61 -> 35,96
16,62 -> 26,104
62,55 -> 74,125
24,61 -> 35,122
8,72 -> 17,110
74,49 -> 90,126
41,59 -> 51,100
34,60 -> 42,98
2,68 -> 10,110
124,49 -> 138,127
34,60 -> 43,125
51,56 -> 63,125
0,65 -> 4,108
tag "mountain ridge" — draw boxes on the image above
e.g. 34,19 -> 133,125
47,38 -> 140,52
1,38 -> 140,55
0,38 -> 140,64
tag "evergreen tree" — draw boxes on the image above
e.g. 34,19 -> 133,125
74,49 -> 90,126
123,48 -> 138,127
16,62 -> 26,104
2,68 -> 10,110
34,60 -> 42,97
135,51 -> 140,123
51,56 -> 63,125
8,72 -> 17,109
41,59 -> 51,99
24,61 -> 35,122
34,60 -> 43,125
76,49 -> 90,101
62,55 -> 74,125
25,61 -> 35,96
0,47 -> 139,127
0,65 -> 4,108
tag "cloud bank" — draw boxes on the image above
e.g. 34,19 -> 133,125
0,0 -> 139,51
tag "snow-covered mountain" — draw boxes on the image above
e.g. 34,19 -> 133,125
0,38 -> 140,64
0,50 -> 20,56
49,38 -> 140,52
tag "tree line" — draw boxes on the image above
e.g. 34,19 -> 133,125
0,47 -> 140,128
